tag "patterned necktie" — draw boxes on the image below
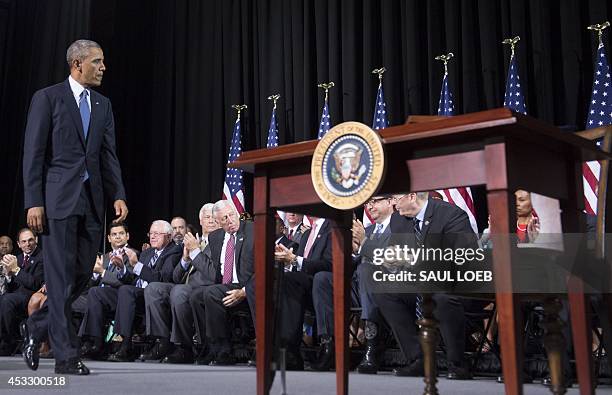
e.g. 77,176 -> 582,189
23,255 -> 30,269
79,90 -> 90,139
222,234 -> 235,284
136,250 -> 160,288
413,218 -> 424,321
288,229 -> 294,240
303,222 -> 319,259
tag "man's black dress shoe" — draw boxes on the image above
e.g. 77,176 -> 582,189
21,322 -> 39,371
446,361 -> 473,380
310,340 -> 334,371
80,342 -> 104,360
55,358 -> 90,375
356,343 -> 379,374
107,348 -> 136,362
210,351 -> 236,366
392,358 -> 425,377
162,347 -> 194,364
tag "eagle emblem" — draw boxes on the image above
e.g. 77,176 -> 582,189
331,143 -> 367,189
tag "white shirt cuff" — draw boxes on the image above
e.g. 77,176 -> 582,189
133,262 -> 144,275
92,273 -> 100,280
189,249 -> 201,261
180,258 -> 190,270
296,256 -> 304,272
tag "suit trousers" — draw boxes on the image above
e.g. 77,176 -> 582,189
144,282 -> 197,346
279,272 -> 313,351
0,292 -> 31,340
373,292 -> 466,363
28,182 -> 101,363
190,283 -> 245,341
311,271 -> 360,338
79,286 -> 119,338
113,285 -> 144,337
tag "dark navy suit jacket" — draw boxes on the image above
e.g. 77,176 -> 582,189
23,78 -> 126,220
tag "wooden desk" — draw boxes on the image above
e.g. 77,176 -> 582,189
232,108 -> 610,395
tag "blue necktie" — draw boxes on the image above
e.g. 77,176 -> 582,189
79,90 -> 90,181
79,90 -> 90,139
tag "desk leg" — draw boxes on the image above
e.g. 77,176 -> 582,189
418,294 -> 439,395
488,189 -> 524,395
332,220 -> 351,395
568,276 -> 595,395
254,176 -> 275,395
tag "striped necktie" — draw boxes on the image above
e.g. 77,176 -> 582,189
136,250 -> 160,288
413,218 -> 424,321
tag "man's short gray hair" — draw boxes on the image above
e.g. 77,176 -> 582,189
66,39 -> 101,66
199,203 -> 215,220
212,200 -> 237,219
151,220 -> 173,235
415,192 -> 429,201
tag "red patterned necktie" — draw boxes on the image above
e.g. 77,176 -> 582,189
23,255 -> 30,269
288,229 -> 294,240
303,223 -> 319,259
223,234 -> 236,284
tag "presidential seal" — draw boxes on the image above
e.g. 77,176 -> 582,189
311,121 -> 386,210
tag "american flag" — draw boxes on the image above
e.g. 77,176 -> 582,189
266,106 -> 279,148
363,81 -> 389,227
583,42 -> 612,215
437,72 -> 479,233
504,55 -> 527,115
222,117 -> 245,214
437,74 -> 455,116
318,99 -> 331,139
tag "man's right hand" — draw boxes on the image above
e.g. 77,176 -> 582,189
93,255 -> 104,274
27,207 -> 45,233
183,232 -> 200,254
123,248 -> 139,267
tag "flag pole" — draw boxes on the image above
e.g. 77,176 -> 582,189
502,36 -> 521,59
231,104 -> 247,121
317,82 -> 335,102
372,67 -> 386,88
267,94 -> 280,110
588,21 -> 610,47
434,52 -> 454,75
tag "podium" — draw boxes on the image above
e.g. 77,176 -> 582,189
232,108 -> 610,395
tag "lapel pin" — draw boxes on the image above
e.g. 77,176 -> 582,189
239,237 -> 244,242
95,102 -> 99,105
424,220 -> 430,226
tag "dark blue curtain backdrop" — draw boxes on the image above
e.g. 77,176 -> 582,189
1,0 -> 611,245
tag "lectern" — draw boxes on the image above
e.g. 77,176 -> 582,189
231,108 -> 610,395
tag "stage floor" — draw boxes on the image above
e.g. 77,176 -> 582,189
0,356 -> 609,394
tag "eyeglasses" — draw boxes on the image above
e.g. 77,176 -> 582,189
147,232 -> 169,238
365,197 -> 389,206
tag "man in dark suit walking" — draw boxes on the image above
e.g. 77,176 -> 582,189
22,39 -> 128,375
188,200 -> 254,365
373,192 -> 478,379
0,228 -> 45,355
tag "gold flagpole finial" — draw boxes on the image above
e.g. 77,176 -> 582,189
434,53 -> 454,75
502,36 -> 521,58
372,67 -> 386,85
267,94 -> 280,110
588,21 -> 610,46
317,82 -> 335,102
231,104 -> 247,121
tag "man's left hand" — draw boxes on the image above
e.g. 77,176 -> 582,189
113,200 -> 128,222
1,254 -> 18,275
223,288 -> 246,307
